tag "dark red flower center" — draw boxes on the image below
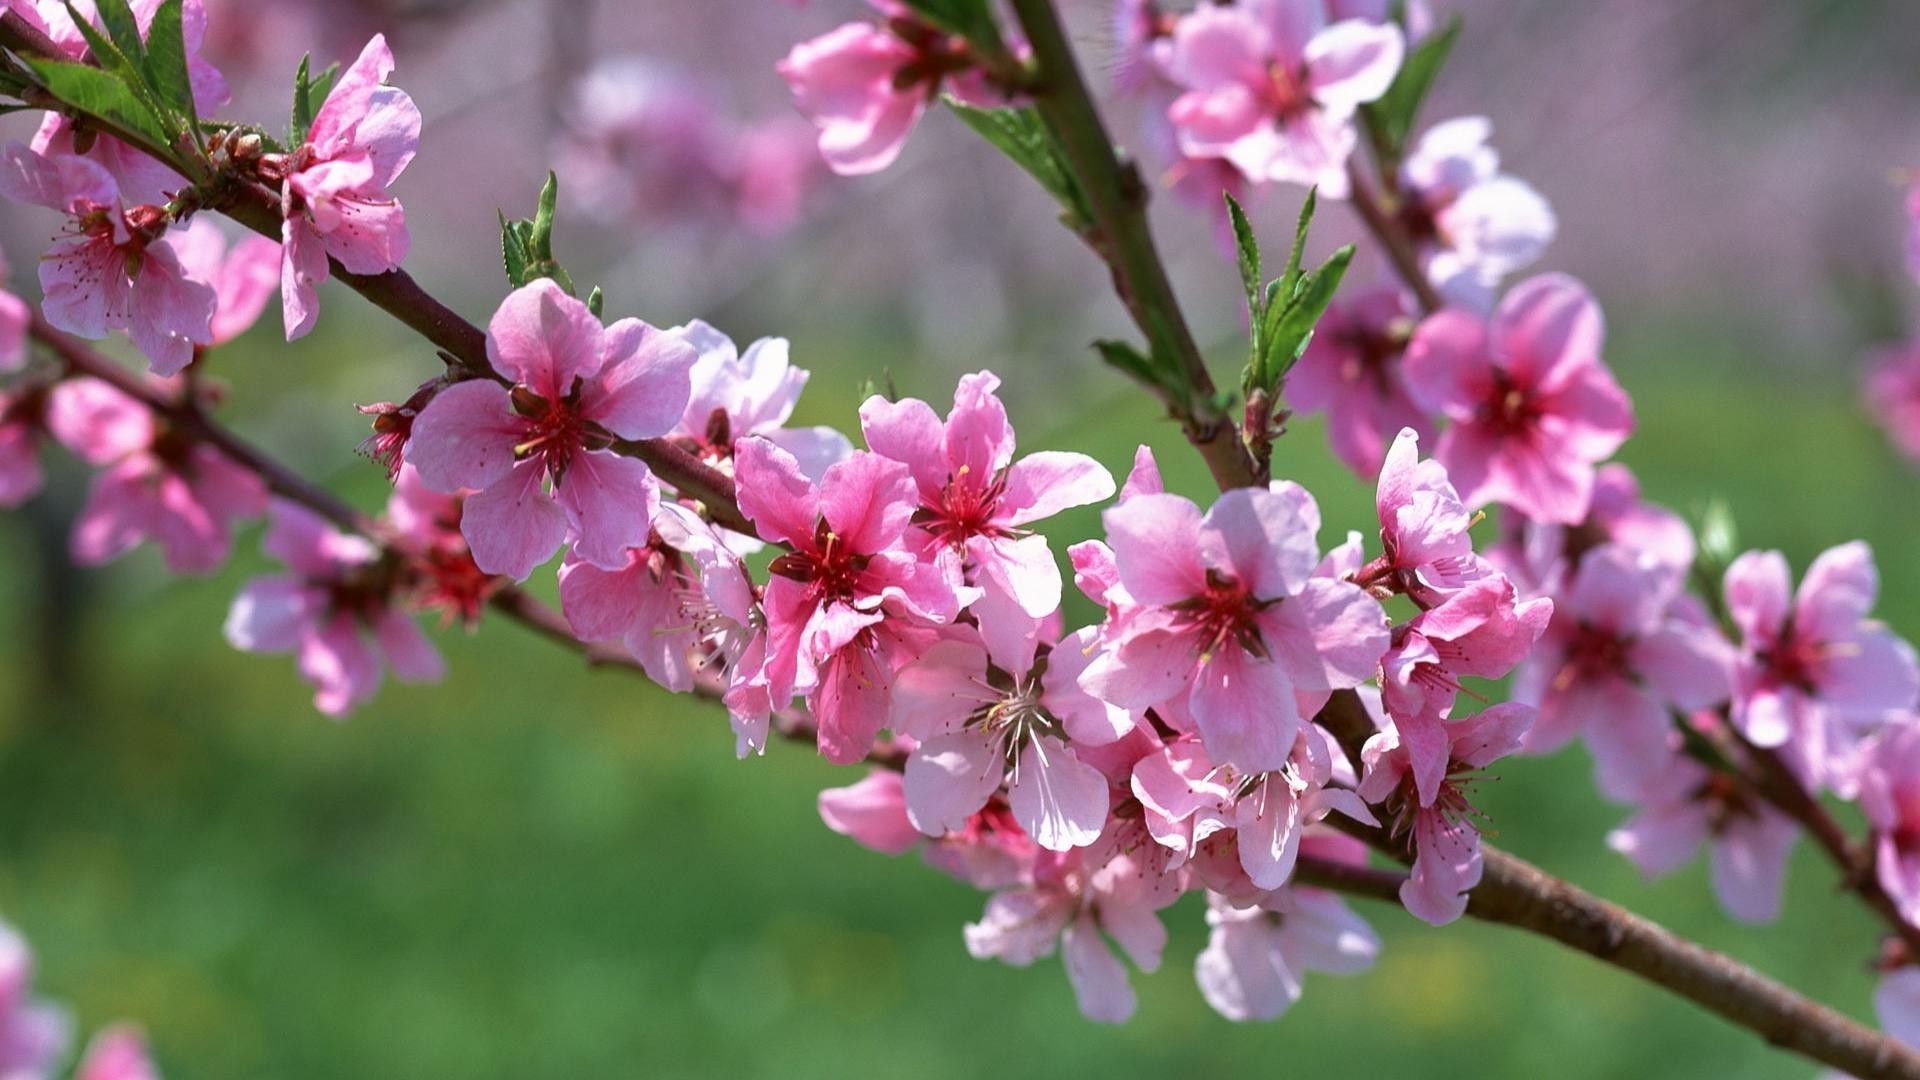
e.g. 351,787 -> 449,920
1172,568 -> 1270,661
913,465 -> 1011,550
768,519 -> 872,606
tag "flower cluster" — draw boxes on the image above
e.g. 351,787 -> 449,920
0,912 -> 163,1080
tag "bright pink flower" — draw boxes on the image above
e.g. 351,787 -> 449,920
1080,483 -> 1388,775
225,500 -> 444,716
1159,0 -> 1402,196
735,437 -> 961,763
779,7 -> 1010,176
963,840 -> 1182,1023
1132,725 -> 1373,890
383,463 -> 497,630
1352,426 -> 1486,604
818,769 -> 925,856
1192,846 -> 1380,1022
1403,273 -> 1634,523
1288,287 -> 1428,477
47,376 -> 266,573
275,34 -> 420,339
891,626 -> 1131,851
1358,701 -> 1535,925
819,770 -> 1045,889
1724,543 -> 1919,793
169,219 -> 282,346
0,145 -> 214,375
1378,576 -> 1551,803
1489,461 -> 1694,600
1866,342 -> 1920,463
862,371 -> 1115,651
1397,117 -> 1555,310
74,1024 -> 161,1080
1513,544 -> 1730,799
1607,739 -> 1797,924
1857,724 -> 1920,928
0,918 -> 70,1079
16,0 -> 228,204
673,320 -> 850,480
405,279 -> 696,581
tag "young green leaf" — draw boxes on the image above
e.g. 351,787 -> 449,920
1278,186 -> 1318,304
290,56 -> 340,146
23,58 -> 173,153
1261,244 -> 1354,382
946,100 -> 1092,229
898,0 -> 994,41
585,286 -> 604,320
499,211 -> 530,288
142,0 -> 196,126
87,0 -> 146,64
1361,14 -> 1462,157
1225,192 -> 1261,317
1093,338 -> 1167,395
52,4 -> 183,142
532,171 -> 559,263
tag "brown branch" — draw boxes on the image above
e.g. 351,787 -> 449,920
1343,160 -> 1445,315
1005,0 -> 1257,492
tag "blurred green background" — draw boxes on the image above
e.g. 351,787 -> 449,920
0,308 -> 1914,1078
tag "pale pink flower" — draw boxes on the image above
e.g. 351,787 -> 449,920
0,384 -> 50,507
1724,543 -> 1919,793
1403,273 -> 1634,524
46,376 -> 265,573
383,463 -> 497,630
0,244 -> 29,374
963,840 -> 1181,1023
1352,426 -> 1487,605
1513,544 -> 1731,800
1857,723 -> 1920,928
1866,342 -> 1920,462
735,437 -> 960,764
673,320 -> 850,480
779,6 -> 1011,176
405,279 -> 696,581
1288,287 -> 1428,477
0,919 -> 70,1079
818,769 -> 925,856
891,625 -> 1131,851
1358,701 -> 1535,925
1159,0 -> 1403,196
1607,738 -> 1797,924
169,219 -> 282,346
1489,461 -> 1694,600
1378,576 -> 1552,803
1132,725 -> 1373,890
819,771 -> 1044,889
0,145 -> 214,375
862,371 -> 1115,655
1876,966 -> 1920,1048
1193,856 -> 1380,1022
275,34 -> 420,339
225,500 -> 444,716
1397,117 -> 1555,310
73,1024 -> 161,1080
1080,483 -> 1388,775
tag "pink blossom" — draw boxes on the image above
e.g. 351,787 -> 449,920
1080,483 -> 1388,775
1512,544 -> 1731,799
0,145 -> 214,375
1724,543 -> 1919,793
1378,576 -> 1552,803
963,840 -> 1181,1023
1857,723 -> 1920,927
779,8 -> 1010,176
1607,741 -> 1797,924
169,219 -> 282,346
275,34 -> 420,339
383,463 -> 497,630
673,320 -> 850,480
1397,117 -> 1556,310
1288,286 -> 1428,477
225,500 -> 444,716
46,376 -> 266,573
0,384 -> 50,508
1359,701 -> 1535,925
1159,0 -> 1403,197
891,625 -> 1131,851
819,770 -> 1044,889
1192,849 -> 1380,1022
862,371 -> 1115,652
73,1025 -> 161,1080
1489,461 -> 1694,600
0,244 -> 29,374
735,437 -> 960,763
1403,273 -> 1634,524
0,918 -> 70,1079
1352,426 -> 1487,605
405,279 -> 696,581
818,769 -> 924,856
1866,342 -> 1920,462
1132,725 -> 1373,890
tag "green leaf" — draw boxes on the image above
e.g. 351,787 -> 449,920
1361,14 -> 1462,157
497,174 -> 576,294
499,211 -> 529,288
946,100 -> 1091,229
142,0 -> 195,125
1278,186 -> 1318,305
898,0 -> 994,40
87,0 -> 146,64
1261,244 -> 1354,382
532,171 -> 559,262
1093,339 -> 1165,394
290,55 -> 340,146
1225,192 -> 1260,318
585,286 -> 603,320
54,2 -> 185,145
24,57 -> 172,152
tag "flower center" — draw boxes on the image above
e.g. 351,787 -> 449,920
1173,568 -> 1270,662
914,464 -> 1011,549
1482,370 -> 1542,435
768,519 -> 872,606
510,382 -> 608,482
1265,62 -> 1312,120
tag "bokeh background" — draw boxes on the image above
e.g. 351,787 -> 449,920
1,0 -> 1918,1076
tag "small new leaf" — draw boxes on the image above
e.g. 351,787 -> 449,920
142,0 -> 196,127
1260,244 -> 1353,382
1361,13 -> 1462,158
898,0 -> 994,42
1225,192 -> 1260,317
89,0 -> 146,64
24,57 -> 173,153
497,173 -> 576,294
947,99 -> 1092,229
290,55 -> 340,146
